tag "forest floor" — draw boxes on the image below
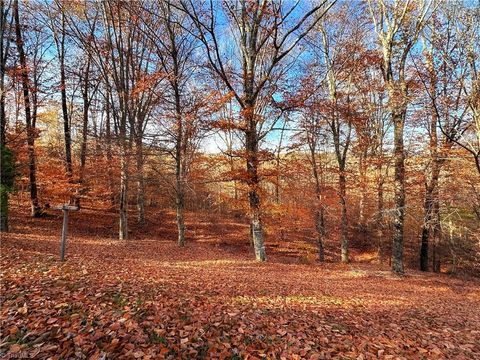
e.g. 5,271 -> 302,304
1,206 -> 480,359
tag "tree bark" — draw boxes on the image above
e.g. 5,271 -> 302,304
173,61 -> 186,246
118,135 -> 128,240
0,0 -> 12,231
79,82 -> 89,185
274,122 -> 287,204
420,185 -> 432,271
431,197 -> 441,273
420,48 -> 444,271
105,100 -> 115,206
77,56 -> 91,207
331,109 -> 350,264
420,160 -> 440,271
14,0 -> 41,217
391,111 -> 405,274
231,155 -> 238,201
246,121 -> 266,261
224,125 -> 238,200
136,133 -> 145,226
0,69 -> 5,149
376,163 -> 385,263
310,147 -> 326,262
56,11 -> 73,180
0,143 -> 12,231
118,105 -> 128,239
174,119 -> 186,246
175,165 -> 186,247
339,170 -> 349,263
275,156 -> 280,204
0,0 -> 8,148
358,148 -> 368,230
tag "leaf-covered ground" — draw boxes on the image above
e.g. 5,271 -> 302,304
1,208 -> 479,359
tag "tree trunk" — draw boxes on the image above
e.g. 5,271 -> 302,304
339,170 -> 349,263
14,0 -> 41,217
176,166 -> 186,247
274,122 -> 287,204
310,147 -> 325,261
0,1 -> 10,231
118,110 -> 128,240
136,135 -> 145,226
331,119 -> 350,263
225,131 -> 238,201
315,208 -> 325,262
0,25 -> 6,148
79,90 -> 88,185
420,161 -> 440,272
105,100 -> 115,206
246,124 -> 266,261
431,197 -> 441,273
61,91 -> 73,177
250,202 -> 265,260
0,86 -> 5,148
275,155 -> 280,204
231,156 -> 238,201
58,13 -> 73,181
358,149 -> 367,230
391,111 -> 405,274
77,57 -> 91,207
0,77 -> 5,150
376,166 -> 385,263
173,73 -> 186,246
119,148 -> 128,240
420,187 -> 432,271
420,50 -> 443,272
1,143 -> 15,232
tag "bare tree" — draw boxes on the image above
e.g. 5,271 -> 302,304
68,0 -> 158,237
77,45 -> 99,206
215,94 -> 241,202
1,0 -> 13,148
298,106 -> 328,261
415,3 -> 475,272
316,8 -> 363,263
435,5 -> 480,175
46,1 -> 73,182
368,0 -> 435,274
13,0 -> 41,217
126,8 -> 158,227
181,0 -> 336,261
141,0 -> 205,245
351,45 -> 391,262
0,0 -> 14,231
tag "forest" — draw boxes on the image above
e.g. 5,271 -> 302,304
1,0 -> 479,358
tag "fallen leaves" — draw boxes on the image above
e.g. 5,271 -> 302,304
46,317 -> 58,324
1,210 -> 480,359
17,304 -> 28,315
9,344 -> 22,353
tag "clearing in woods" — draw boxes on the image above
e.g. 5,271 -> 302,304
1,207 -> 479,359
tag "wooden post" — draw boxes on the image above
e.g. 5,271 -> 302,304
54,204 -> 79,261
